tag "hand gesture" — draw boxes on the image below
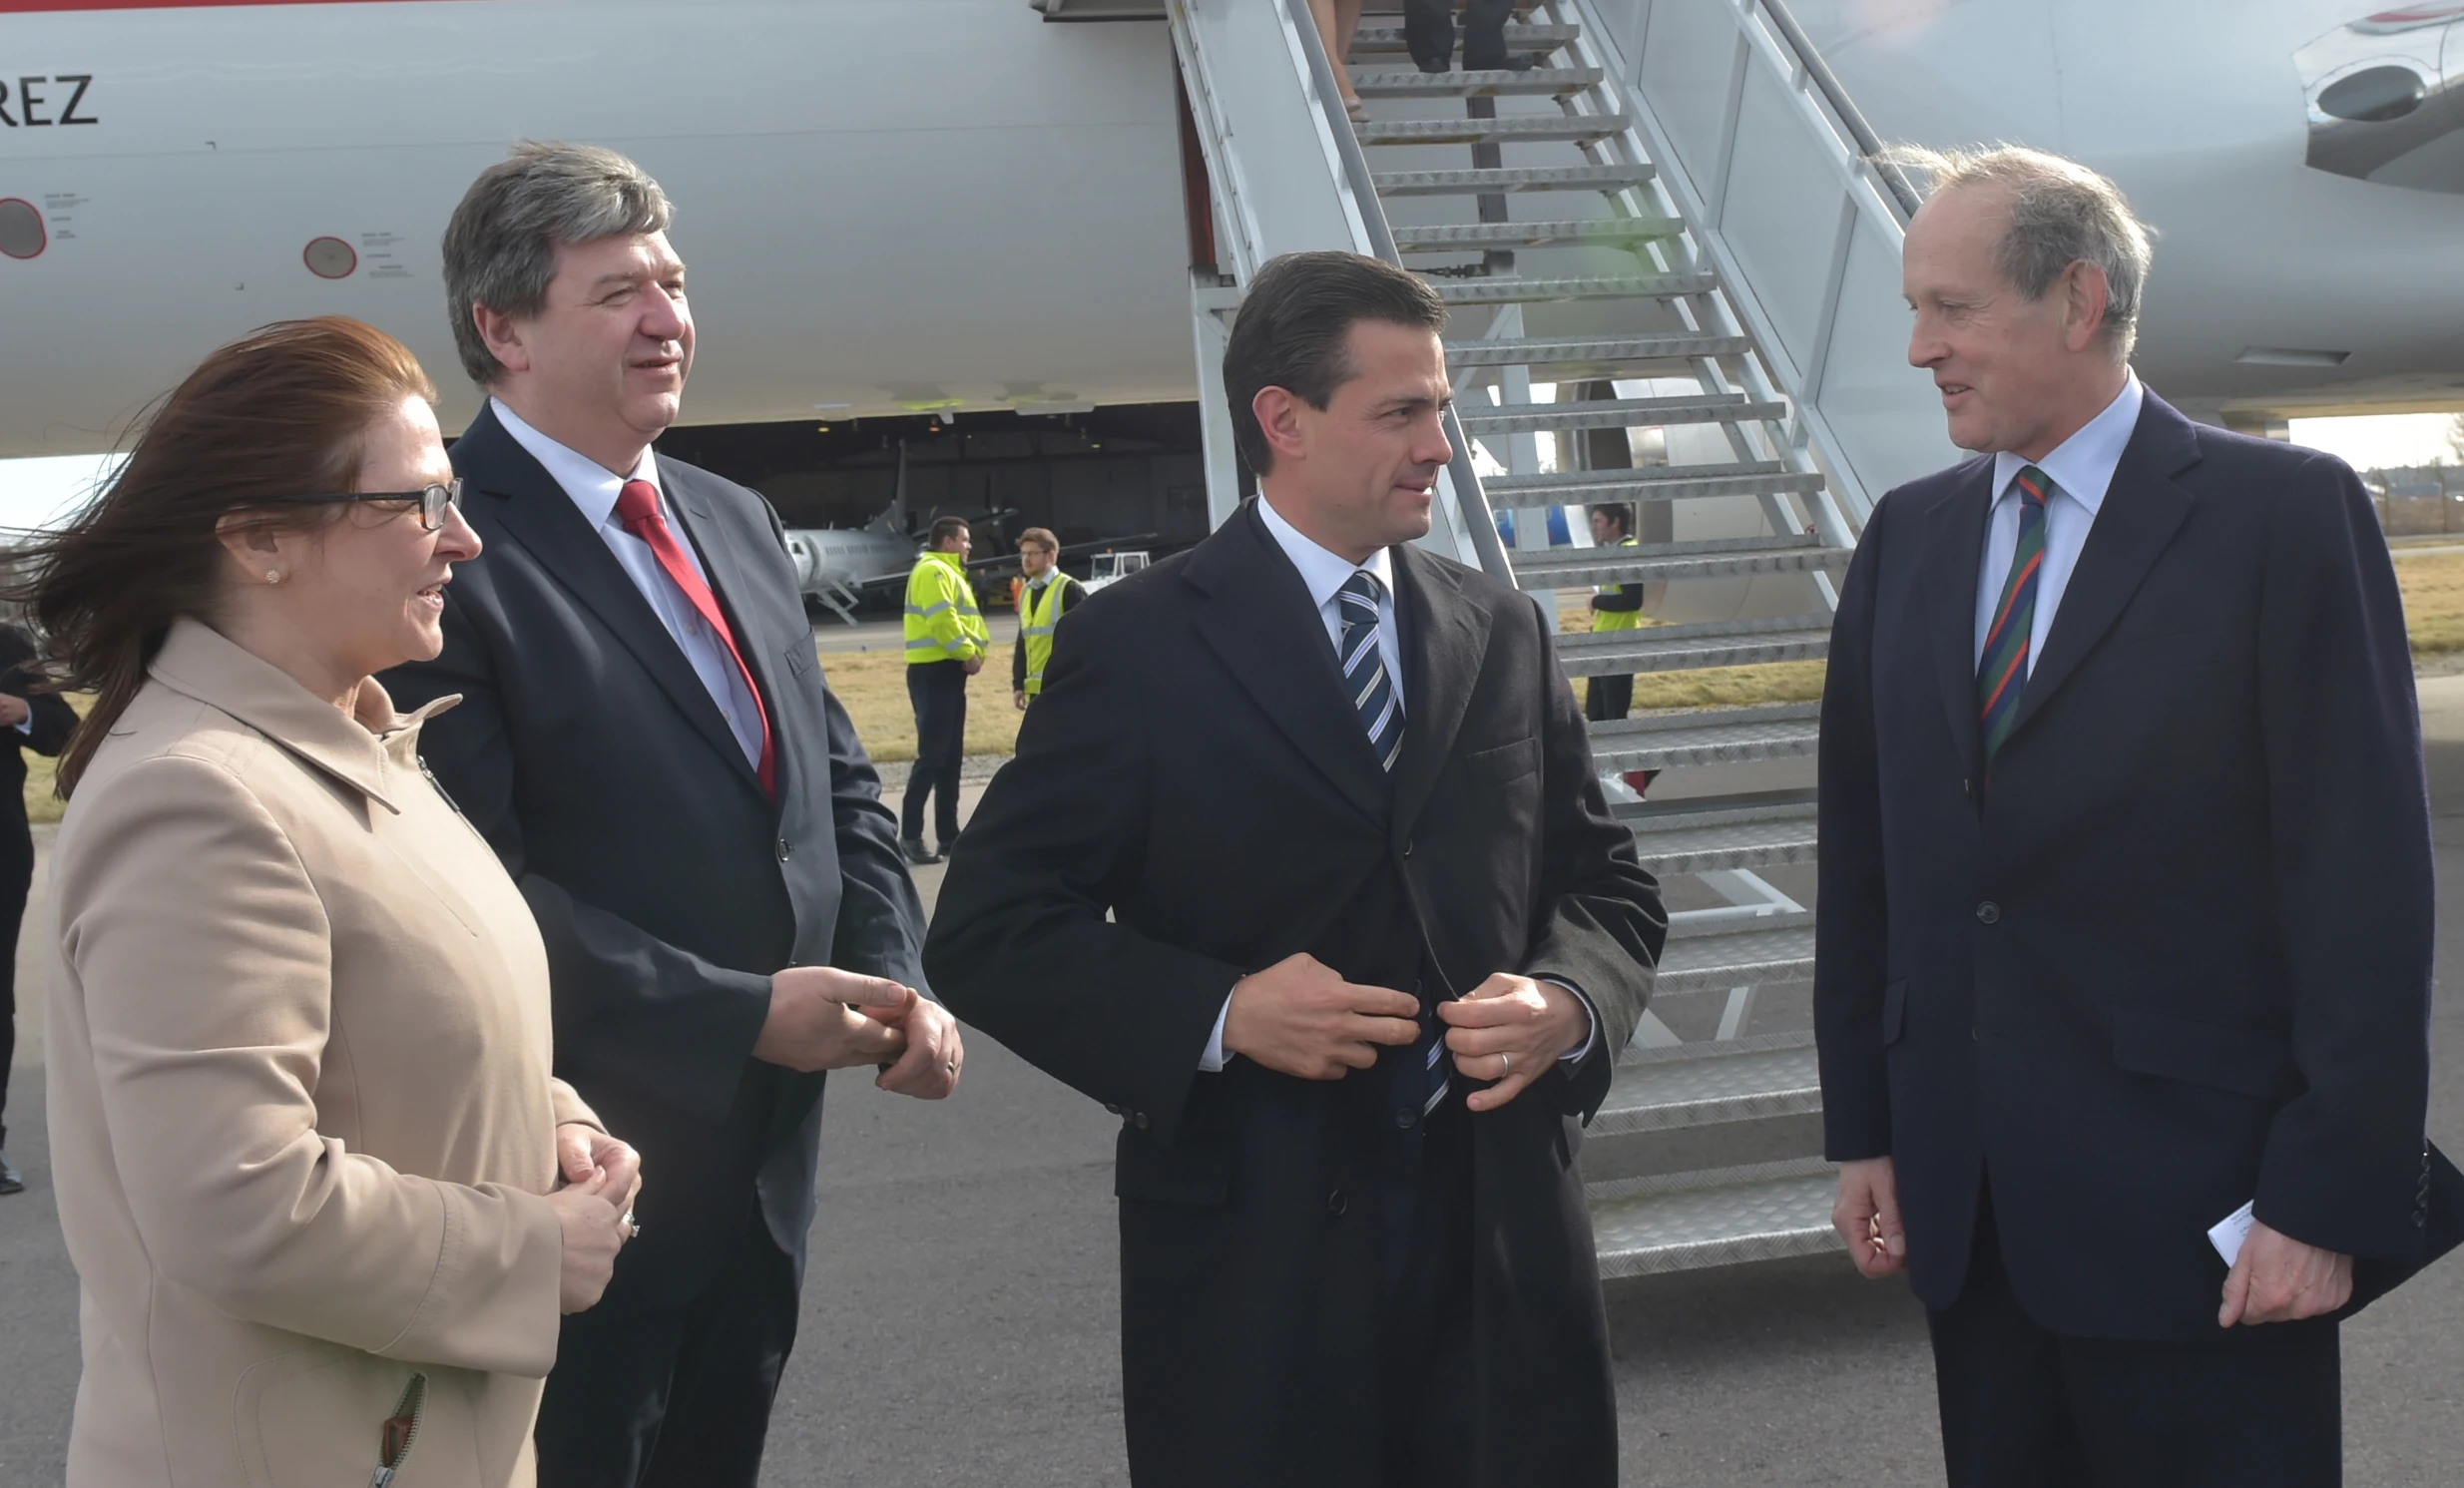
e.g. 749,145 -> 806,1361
1832,1157 -> 1906,1278
2219,1221 -> 2352,1325
0,695 -> 27,730
1438,973 -> 1586,1113
869,993 -> 965,1099
553,1123 -> 642,1212
752,967 -> 913,1073
1222,953 -> 1419,1080
543,1162 -> 630,1314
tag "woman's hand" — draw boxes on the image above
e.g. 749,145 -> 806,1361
544,1179 -> 628,1314
554,1123 -> 642,1213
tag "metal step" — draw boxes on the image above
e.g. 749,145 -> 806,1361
1393,217 -> 1682,251
1614,790 -> 1819,876
1485,462 -> 1826,504
1458,393 -> 1785,435
1431,273 -> 1718,307
1446,333 -> 1751,370
1373,163 -> 1656,197
1354,114 -> 1631,148
1596,1032 -> 1821,1139
1350,21 -> 1579,53
1351,66 -> 1602,98
1513,533 -> 1848,589
1590,1158 -> 1842,1277
1558,615 -> 1831,676
1586,702 -> 1822,774
1656,909 -> 1815,994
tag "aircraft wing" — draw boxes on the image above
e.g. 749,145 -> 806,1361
960,533 -> 1160,574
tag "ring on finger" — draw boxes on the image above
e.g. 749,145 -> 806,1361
1499,1051 -> 1511,1076
621,1211 -> 641,1240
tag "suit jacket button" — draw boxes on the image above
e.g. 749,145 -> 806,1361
1975,901 -> 2001,925
1104,1103 -> 1123,1116
1326,1189 -> 1347,1218
1133,1112 -> 1150,1130
1395,1107 -> 1418,1130
777,837 -> 793,862
1402,839 -> 1414,858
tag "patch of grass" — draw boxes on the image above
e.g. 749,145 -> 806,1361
818,646 -> 1024,764
2393,549 -> 2464,656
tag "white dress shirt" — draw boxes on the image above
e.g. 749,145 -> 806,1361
1199,496 -> 1592,1072
491,398 -> 767,769
1974,372 -> 2145,674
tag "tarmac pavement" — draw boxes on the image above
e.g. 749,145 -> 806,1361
7,689 -> 2464,1484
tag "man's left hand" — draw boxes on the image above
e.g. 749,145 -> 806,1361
554,1123 -> 643,1212
2219,1221 -> 2352,1326
869,993 -> 964,1099
1439,974 -> 1585,1113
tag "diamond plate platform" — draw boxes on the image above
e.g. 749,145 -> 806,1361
1445,333 -> 1752,369
1350,21 -> 1578,52
1486,463 -> 1827,505
1432,272 -> 1718,305
1653,911 -> 1815,994
1594,1032 -> 1821,1138
1587,702 -> 1820,774
1557,615 -> 1831,676
1513,534 -> 1847,589
1458,393 -> 1786,435
1355,114 -> 1631,147
1615,791 -> 1820,875
1372,163 -> 1656,197
1393,217 -> 1682,251
1350,66 -> 1602,97
1589,1159 -> 1843,1277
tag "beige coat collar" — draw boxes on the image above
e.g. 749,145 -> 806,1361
147,616 -> 458,814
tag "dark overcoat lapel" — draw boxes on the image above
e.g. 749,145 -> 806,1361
458,408 -> 764,802
1390,545 -> 1493,842
1184,502 -> 1389,825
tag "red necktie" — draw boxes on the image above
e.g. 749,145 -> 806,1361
615,479 -> 776,798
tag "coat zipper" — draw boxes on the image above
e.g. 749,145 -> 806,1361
370,1371 -> 426,1487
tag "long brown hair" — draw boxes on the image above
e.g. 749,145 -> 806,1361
7,316 -> 438,795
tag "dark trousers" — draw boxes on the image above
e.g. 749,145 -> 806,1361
1402,0 -> 1519,69
1928,1190 -> 2342,1488
535,1210 -> 801,1488
901,661 -> 968,847
1374,1094 -> 1477,1487
0,813 -> 32,1152
1584,673 -> 1633,725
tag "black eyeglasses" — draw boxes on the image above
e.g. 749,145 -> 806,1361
282,479 -> 463,532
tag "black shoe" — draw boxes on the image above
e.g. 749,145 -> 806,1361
900,839 -> 944,866
0,1153 -> 23,1196
1411,51 -> 1454,73
1464,51 -> 1540,72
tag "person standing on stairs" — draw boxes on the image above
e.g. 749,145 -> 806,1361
1306,0 -> 1370,123
1403,0 -> 1540,73
1817,145 -> 2461,1487
924,249 -> 1663,1488
1582,502 -> 1642,725
1010,526 -> 1080,711
903,515 -> 988,863
0,620 -> 78,1197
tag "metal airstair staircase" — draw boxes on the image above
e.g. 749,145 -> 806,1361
1132,0 -> 1952,1275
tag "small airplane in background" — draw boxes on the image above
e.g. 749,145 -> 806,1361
782,444 -> 1153,624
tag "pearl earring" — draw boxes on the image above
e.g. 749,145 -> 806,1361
265,570 -> 283,585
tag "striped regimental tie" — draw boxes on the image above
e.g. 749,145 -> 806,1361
1337,573 -> 1447,1113
1977,465 -> 2050,764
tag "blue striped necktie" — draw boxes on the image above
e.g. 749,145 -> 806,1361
1337,571 -> 1404,772
1978,466 -> 2049,763
1336,572 -> 1447,1111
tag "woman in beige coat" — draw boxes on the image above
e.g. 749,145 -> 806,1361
22,317 -> 639,1487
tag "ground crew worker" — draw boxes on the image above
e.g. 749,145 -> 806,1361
1585,502 -> 1643,723
1011,527 -> 1081,711
902,515 -> 988,864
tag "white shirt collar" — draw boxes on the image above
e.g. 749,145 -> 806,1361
1254,492 -> 1397,610
1991,370 -> 2142,514
490,397 -> 661,528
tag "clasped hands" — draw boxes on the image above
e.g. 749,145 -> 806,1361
1222,952 -> 1583,1113
1830,1157 -> 2354,1324
752,964 -> 964,1099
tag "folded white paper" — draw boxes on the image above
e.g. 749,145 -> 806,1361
2209,1200 -> 2256,1266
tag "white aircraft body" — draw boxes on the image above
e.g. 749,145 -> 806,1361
1,0 -> 2459,464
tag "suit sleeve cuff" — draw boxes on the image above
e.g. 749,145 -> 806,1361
1539,976 -> 1599,1063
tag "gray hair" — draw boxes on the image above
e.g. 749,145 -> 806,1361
442,141 -> 674,385
1882,144 -> 2153,361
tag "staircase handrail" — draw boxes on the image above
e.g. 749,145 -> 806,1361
1749,0 -> 1921,222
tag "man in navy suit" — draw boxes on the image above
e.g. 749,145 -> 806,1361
1816,145 -> 2460,1485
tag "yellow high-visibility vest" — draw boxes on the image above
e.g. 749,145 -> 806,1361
903,550 -> 988,665
1591,536 -> 1644,633
1016,572 -> 1077,697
